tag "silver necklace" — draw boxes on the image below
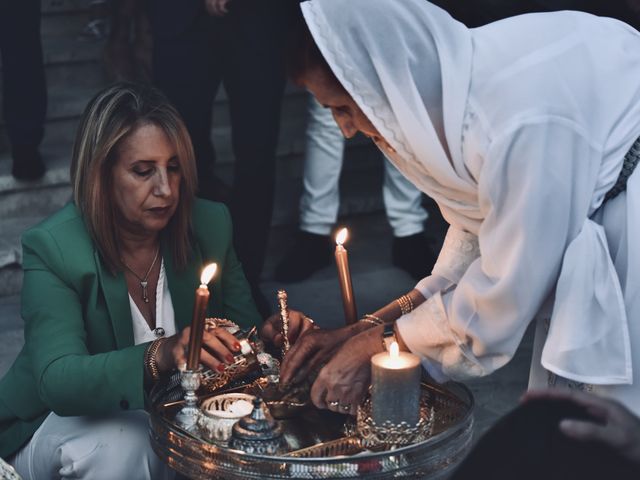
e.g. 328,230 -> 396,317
122,246 -> 160,304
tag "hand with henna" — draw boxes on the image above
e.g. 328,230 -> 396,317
260,309 -> 316,348
278,322 -> 370,390
309,325 -> 385,415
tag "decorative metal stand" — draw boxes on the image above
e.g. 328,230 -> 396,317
229,397 -> 286,455
175,368 -> 202,431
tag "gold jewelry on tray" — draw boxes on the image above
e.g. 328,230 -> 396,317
145,337 -> 167,382
396,294 -> 414,315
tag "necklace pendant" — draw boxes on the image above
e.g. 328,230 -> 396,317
141,281 -> 149,303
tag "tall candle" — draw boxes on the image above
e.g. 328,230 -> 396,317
371,342 -> 421,426
186,263 -> 217,370
334,228 -> 357,325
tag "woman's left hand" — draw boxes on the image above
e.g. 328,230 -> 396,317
260,309 -> 316,347
310,325 -> 384,416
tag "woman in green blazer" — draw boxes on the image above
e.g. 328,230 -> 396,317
0,83 -> 309,478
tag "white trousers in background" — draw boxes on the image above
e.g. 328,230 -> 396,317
300,96 -> 428,237
10,410 -> 174,480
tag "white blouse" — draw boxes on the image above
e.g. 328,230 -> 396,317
129,260 -> 177,345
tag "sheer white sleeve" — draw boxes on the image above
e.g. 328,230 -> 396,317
397,120 -> 602,381
413,227 -> 479,298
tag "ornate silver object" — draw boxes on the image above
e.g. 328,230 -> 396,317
175,368 -> 202,431
229,397 -> 286,455
198,393 -> 256,443
353,391 -> 435,448
149,381 -> 474,479
277,290 -> 290,356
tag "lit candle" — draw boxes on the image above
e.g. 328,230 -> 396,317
334,228 -> 357,325
371,341 -> 421,426
186,263 -> 217,370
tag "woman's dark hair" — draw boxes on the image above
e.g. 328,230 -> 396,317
286,0 -> 335,85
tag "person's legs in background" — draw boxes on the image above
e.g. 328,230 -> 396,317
223,0 -> 287,315
150,7 -> 227,203
0,0 -> 47,181
383,162 -> 436,280
275,96 -> 342,282
276,97 -> 436,282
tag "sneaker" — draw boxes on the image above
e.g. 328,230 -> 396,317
274,231 -> 332,282
11,145 -> 46,181
392,233 -> 438,280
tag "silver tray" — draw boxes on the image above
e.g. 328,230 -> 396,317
149,381 -> 473,479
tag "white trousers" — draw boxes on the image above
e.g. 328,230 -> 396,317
300,96 -> 428,237
9,411 -> 174,480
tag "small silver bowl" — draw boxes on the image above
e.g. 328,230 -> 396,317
198,393 -> 255,443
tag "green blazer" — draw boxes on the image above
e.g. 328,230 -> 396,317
0,199 -> 261,458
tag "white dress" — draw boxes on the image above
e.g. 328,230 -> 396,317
302,0 -> 640,414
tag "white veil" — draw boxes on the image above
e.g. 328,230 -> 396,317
301,0 -> 481,223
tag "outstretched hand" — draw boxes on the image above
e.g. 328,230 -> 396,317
522,389 -> 640,464
278,323 -> 367,389
308,325 -> 385,415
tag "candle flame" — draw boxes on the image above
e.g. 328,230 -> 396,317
200,263 -> 218,285
389,341 -> 400,358
335,228 -> 348,246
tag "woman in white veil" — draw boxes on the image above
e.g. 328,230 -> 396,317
280,0 -> 640,428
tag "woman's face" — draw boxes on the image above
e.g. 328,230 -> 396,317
302,65 -> 395,151
111,123 -> 181,237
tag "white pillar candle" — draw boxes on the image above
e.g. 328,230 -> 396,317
371,342 -> 421,426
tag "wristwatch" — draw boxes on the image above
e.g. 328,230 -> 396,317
382,322 -> 397,351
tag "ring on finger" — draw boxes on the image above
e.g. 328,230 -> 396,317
204,318 -> 218,332
303,314 -> 320,330
341,404 -> 351,412
328,400 -> 339,408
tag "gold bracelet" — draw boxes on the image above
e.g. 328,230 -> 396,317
396,294 -> 414,315
358,313 -> 384,327
144,338 -> 166,382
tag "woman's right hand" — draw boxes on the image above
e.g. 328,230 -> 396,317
155,326 -> 242,374
279,322 -> 369,388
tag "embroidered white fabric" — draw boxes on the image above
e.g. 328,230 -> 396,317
431,227 -> 480,285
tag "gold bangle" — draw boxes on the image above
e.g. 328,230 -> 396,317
358,313 -> 384,327
396,294 -> 414,315
144,338 -> 166,382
